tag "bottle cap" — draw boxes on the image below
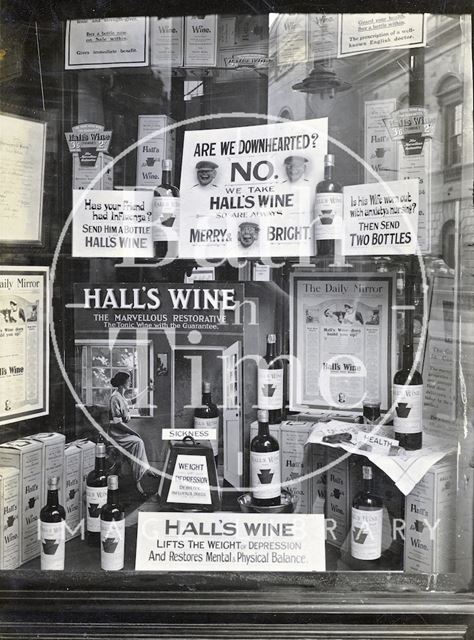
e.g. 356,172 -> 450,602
267,333 -> 276,344
203,381 -> 211,393
162,159 -> 172,171
96,442 -> 106,457
362,465 -> 373,480
325,154 -> 335,166
257,409 -> 269,422
47,476 -> 59,490
108,475 -> 119,490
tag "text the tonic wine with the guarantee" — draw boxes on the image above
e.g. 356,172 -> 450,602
86,442 -> 108,546
152,158 -> 180,243
194,381 -> 219,463
250,409 -> 281,507
258,333 -> 283,425
40,476 -> 66,570
351,465 -> 383,565
314,153 -> 343,256
393,342 -> 423,450
100,475 -> 125,571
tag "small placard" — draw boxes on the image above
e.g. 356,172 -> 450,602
338,14 -> 426,57
135,512 -> 325,571
342,179 -> 419,256
167,454 -> 211,505
162,429 -> 217,441
355,431 -> 399,453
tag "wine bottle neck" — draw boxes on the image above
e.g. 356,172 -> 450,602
402,344 -> 414,369
266,342 -> 277,359
324,164 -> 334,180
258,420 -> 270,437
161,170 -> 172,185
202,392 -> 211,404
46,489 -> 59,506
107,488 -> 119,505
95,456 -> 105,473
362,477 -> 374,493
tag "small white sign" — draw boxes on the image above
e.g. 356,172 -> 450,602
135,512 -> 326,571
356,431 -> 399,453
65,17 -> 149,69
342,179 -> 419,256
72,190 -> 153,258
162,429 -> 217,441
338,14 -> 426,57
167,454 -> 211,505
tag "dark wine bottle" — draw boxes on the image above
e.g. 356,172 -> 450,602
393,342 -> 423,450
40,476 -> 66,571
313,153 -> 343,256
194,381 -> 219,464
100,475 -> 125,571
152,158 -> 180,256
350,465 -> 383,567
258,333 -> 283,425
86,442 -> 108,547
250,409 -> 281,507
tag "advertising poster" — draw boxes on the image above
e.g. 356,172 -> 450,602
179,118 -> 328,259
342,179 -> 419,256
72,190 -> 154,258
135,512 -> 325,572
271,14 -> 308,66
65,17 -> 149,69
364,99 -> 397,183
423,276 -> 457,440
290,272 -> 395,412
307,14 -> 338,61
0,267 -> 49,426
150,17 -> 184,68
338,14 -> 426,57
0,113 -> 46,244
184,15 -> 218,67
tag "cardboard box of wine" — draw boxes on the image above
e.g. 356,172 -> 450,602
325,447 -> 351,548
0,467 -> 20,569
136,115 -> 176,187
28,432 -> 65,505
0,439 -> 42,564
404,456 -> 455,573
64,442 -> 83,541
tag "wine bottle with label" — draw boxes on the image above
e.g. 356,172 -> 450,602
258,333 -> 283,425
393,342 -> 423,450
351,465 -> 383,566
250,409 -> 281,507
40,476 -> 66,571
194,381 -> 219,464
100,475 -> 125,571
313,153 -> 343,256
152,158 -> 180,250
86,442 -> 108,546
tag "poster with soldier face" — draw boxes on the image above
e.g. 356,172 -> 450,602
178,118 -> 328,259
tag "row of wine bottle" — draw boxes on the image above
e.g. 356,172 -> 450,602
40,445 -> 125,571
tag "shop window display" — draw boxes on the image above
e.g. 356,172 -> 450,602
0,6 -> 473,638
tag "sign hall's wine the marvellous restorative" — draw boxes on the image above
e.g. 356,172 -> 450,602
393,342 -> 423,450
351,465 -> 383,565
40,476 -> 66,571
86,442 -> 108,546
250,409 -> 281,507
194,381 -> 219,463
314,153 -> 343,256
258,333 -> 283,425
100,475 -> 125,571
